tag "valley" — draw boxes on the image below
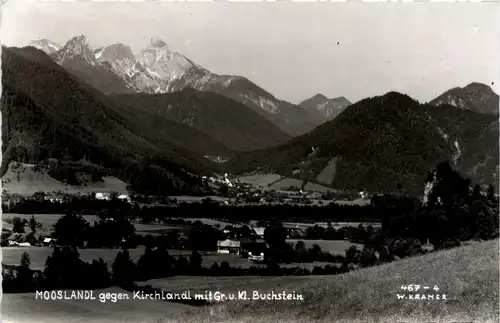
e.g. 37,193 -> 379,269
2,3 -> 499,322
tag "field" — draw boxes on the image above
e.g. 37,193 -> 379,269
171,195 -> 230,203
1,246 -> 252,271
138,275 -> 312,295
303,181 -> 332,193
282,221 -> 381,229
2,213 -> 183,236
164,239 -> 500,323
2,246 -> 340,272
236,174 -> 283,187
2,213 -> 100,235
315,157 -> 338,185
187,218 -> 243,228
269,178 -> 304,190
334,198 -> 371,206
3,240 -> 497,323
2,162 -> 128,196
287,239 -> 364,255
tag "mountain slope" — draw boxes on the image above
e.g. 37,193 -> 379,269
228,92 -> 498,194
51,36 -> 135,95
111,89 -> 291,151
28,39 -> 63,55
430,82 -> 499,115
1,46 -> 225,194
90,37 -> 322,136
299,94 -> 351,120
173,240 -> 499,323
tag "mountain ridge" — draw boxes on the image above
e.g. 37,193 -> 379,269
299,94 -> 351,120
110,89 -> 292,151
1,45 -> 229,195
228,91 -> 498,194
29,35 -> 332,135
430,82 -> 499,115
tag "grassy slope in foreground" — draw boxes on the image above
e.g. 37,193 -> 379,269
165,239 -> 499,323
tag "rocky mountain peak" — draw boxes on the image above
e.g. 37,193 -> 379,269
148,37 -> 169,50
28,39 -> 63,55
56,35 -> 96,65
95,43 -> 135,63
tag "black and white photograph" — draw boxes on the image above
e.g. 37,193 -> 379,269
1,1 -> 499,322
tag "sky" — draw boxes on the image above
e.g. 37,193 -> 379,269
1,0 -> 499,104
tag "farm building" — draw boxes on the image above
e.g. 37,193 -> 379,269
253,227 -> 265,238
420,239 -> 435,253
239,237 -> 269,261
95,192 -> 111,201
6,232 -> 40,247
42,237 -> 57,247
217,239 -> 241,254
118,194 -> 132,203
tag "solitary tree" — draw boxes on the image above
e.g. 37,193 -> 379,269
112,249 -> 137,284
12,217 -> 25,233
52,213 -> 90,248
20,252 -> 31,269
29,216 -> 38,233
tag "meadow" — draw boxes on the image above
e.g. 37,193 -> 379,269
2,162 -> 128,196
236,174 -> 283,187
163,239 -> 500,323
137,275 -> 312,296
3,241 -> 498,323
2,213 -> 183,236
1,246 -> 244,271
286,239 -> 364,255
2,246 -> 340,272
282,221 -> 381,229
1,286 -> 193,323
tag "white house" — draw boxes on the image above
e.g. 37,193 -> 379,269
217,239 -> 241,254
95,192 -> 111,201
118,194 -> 131,203
420,238 -> 435,253
253,227 -> 266,238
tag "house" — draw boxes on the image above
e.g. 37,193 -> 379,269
420,238 -> 435,253
95,192 -> 111,201
217,239 -> 241,254
6,232 -> 41,246
42,237 -> 57,247
118,194 -> 132,203
239,237 -> 268,262
6,233 -> 25,246
253,227 -> 266,238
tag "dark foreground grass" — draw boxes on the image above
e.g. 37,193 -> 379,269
162,239 -> 499,323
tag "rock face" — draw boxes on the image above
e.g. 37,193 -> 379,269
28,39 -> 63,55
430,82 -> 499,115
299,94 -> 352,120
32,35 -> 327,136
